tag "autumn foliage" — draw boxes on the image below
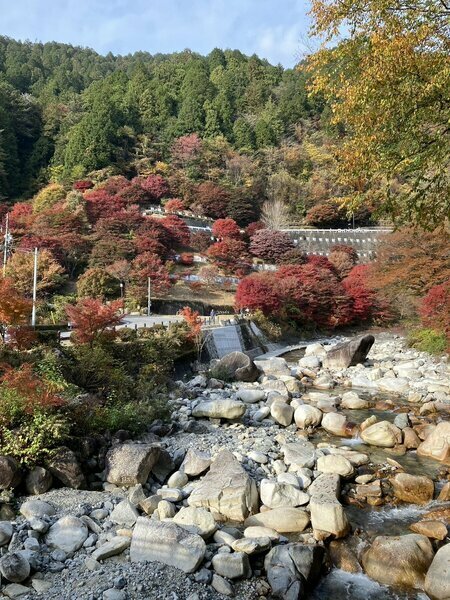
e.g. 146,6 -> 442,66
66,298 -> 124,346
420,282 -> 450,340
212,218 -> 241,240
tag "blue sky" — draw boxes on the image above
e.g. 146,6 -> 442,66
0,0 -> 313,67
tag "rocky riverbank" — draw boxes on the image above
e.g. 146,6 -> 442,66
0,332 -> 448,599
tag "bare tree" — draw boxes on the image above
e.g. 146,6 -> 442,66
261,199 -> 291,230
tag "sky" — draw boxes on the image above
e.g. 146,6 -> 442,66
0,0 -> 313,67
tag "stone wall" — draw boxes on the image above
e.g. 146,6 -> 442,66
283,228 -> 391,262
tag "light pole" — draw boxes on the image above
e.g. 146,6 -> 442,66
2,214 -> 12,277
31,247 -> 38,327
147,276 -> 151,316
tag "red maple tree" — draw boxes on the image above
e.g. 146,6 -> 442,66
66,298 -> 124,346
212,218 -> 241,240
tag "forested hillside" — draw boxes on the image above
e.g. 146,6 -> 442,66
0,36 -> 374,226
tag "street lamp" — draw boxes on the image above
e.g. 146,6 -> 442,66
147,277 -> 151,316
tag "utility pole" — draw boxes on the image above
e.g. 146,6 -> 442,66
31,247 -> 38,327
147,276 -> 151,316
3,213 -> 9,277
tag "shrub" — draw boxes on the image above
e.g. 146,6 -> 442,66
420,282 -> 449,340
0,411 -> 70,468
251,309 -> 283,341
408,329 -> 448,355
249,229 -> 294,263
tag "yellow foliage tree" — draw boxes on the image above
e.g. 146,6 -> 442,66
308,0 -> 450,228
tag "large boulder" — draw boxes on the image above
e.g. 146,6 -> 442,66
264,544 -> 325,600
130,517 -> 205,573
192,399 -> 246,420
180,449 -> 211,477
361,421 -> 402,448
260,479 -> 309,509
309,473 -> 349,538
212,552 -> 251,579
105,443 -> 160,487
48,447 -> 85,489
424,543 -> 450,599
172,506 -> 217,538
244,508 -> 310,533
362,534 -> 434,589
254,357 -> 291,378
270,401 -> 294,427
46,516 -> 89,553
0,553 -> 30,583
25,467 -> 53,495
322,335 -> 374,369
316,455 -> 354,478
321,413 -> 350,437
0,456 -> 21,490
211,352 -> 259,382
392,473 -> 434,505
282,441 -> 316,470
417,422 -> 450,463
188,449 -> 258,522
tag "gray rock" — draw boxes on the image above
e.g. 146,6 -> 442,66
211,573 -> 234,596
270,401 -> 294,427
180,448 -> 211,477
188,449 -> 258,522
192,399 -> 246,420
0,456 -> 21,490
212,551 -> 251,579
0,521 -> 13,546
282,441 -> 316,469
322,335 -> 374,369
2,583 -> 31,598
158,500 -> 176,519
167,471 -> 188,488
105,443 -> 160,487
260,479 -> 309,508
244,508 -> 310,533
265,543 -> 325,599
0,553 -> 30,583
46,516 -> 89,553
24,467 -> 53,495
91,536 -> 131,561
139,495 -> 161,515
130,517 -> 206,573
237,389 -> 265,403
20,500 -> 55,519
211,351 -> 259,383
48,446 -> 85,489
110,499 -> 140,527
253,407 -> 270,422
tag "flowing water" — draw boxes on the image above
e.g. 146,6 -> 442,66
280,349 -> 449,599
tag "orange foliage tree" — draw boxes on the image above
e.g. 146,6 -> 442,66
66,298 -> 124,347
0,278 -> 32,344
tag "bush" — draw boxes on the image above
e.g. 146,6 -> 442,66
408,328 -> 448,355
0,411 -> 70,468
251,309 -> 283,341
